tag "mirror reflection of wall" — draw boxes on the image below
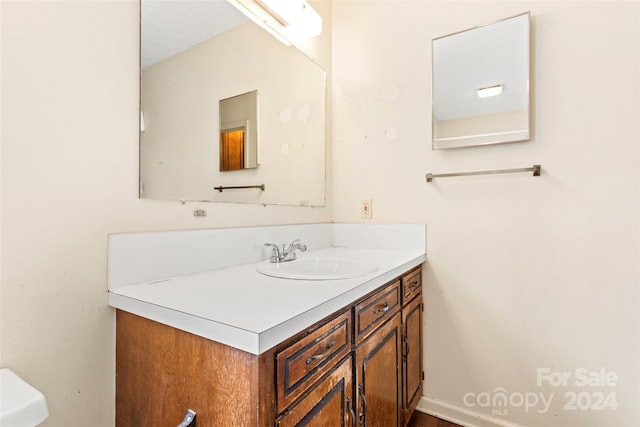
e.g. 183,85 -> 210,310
219,90 -> 259,172
139,0 -> 326,206
432,12 -> 530,149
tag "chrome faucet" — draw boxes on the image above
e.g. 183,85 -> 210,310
264,239 -> 307,263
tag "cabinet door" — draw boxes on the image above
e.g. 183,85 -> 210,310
276,356 -> 355,427
402,295 -> 423,426
355,312 -> 402,427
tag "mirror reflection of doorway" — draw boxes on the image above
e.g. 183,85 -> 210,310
219,90 -> 258,172
220,128 -> 245,171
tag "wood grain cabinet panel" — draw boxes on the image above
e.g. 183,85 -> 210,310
402,294 -> 424,426
115,310 -> 267,427
355,312 -> 403,427
275,356 -> 354,427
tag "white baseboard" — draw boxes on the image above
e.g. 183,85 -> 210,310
417,396 -> 525,427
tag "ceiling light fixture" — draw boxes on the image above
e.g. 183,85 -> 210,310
226,0 -> 292,46
227,0 -> 322,46
258,0 -> 322,39
477,84 -> 503,98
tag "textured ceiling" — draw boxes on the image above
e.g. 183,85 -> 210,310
141,0 -> 248,69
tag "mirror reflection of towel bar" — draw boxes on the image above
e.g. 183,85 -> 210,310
426,164 -> 541,182
214,184 -> 265,192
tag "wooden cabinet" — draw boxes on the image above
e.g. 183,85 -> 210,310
115,265 -> 423,427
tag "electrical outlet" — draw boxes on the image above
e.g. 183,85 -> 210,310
360,199 -> 372,219
193,209 -> 207,217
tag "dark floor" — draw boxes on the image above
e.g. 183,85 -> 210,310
407,411 -> 463,427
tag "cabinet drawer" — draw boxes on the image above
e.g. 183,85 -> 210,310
401,267 -> 422,306
276,310 -> 351,413
354,280 -> 400,345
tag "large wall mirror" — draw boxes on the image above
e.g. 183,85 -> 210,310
432,12 -> 530,150
139,0 -> 326,206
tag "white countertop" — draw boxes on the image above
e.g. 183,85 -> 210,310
108,247 -> 425,355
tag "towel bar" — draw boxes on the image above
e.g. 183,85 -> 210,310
426,165 -> 541,182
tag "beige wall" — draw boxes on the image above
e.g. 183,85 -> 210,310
0,1 -> 331,426
332,1 -> 638,426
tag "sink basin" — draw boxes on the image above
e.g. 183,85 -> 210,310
257,257 -> 378,280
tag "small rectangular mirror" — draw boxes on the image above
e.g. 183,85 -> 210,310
219,90 -> 258,171
432,12 -> 530,149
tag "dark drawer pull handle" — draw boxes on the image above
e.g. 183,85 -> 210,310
358,383 -> 367,425
373,302 -> 390,315
305,340 -> 336,364
347,396 -> 356,427
407,280 -> 420,289
402,334 -> 410,358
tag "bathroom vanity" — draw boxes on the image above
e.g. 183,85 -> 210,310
108,224 -> 426,427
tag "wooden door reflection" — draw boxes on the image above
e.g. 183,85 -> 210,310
220,129 -> 245,171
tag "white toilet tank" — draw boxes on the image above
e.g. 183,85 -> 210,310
0,369 -> 49,427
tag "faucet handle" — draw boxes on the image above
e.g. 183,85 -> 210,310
288,239 -> 307,252
264,243 -> 281,262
